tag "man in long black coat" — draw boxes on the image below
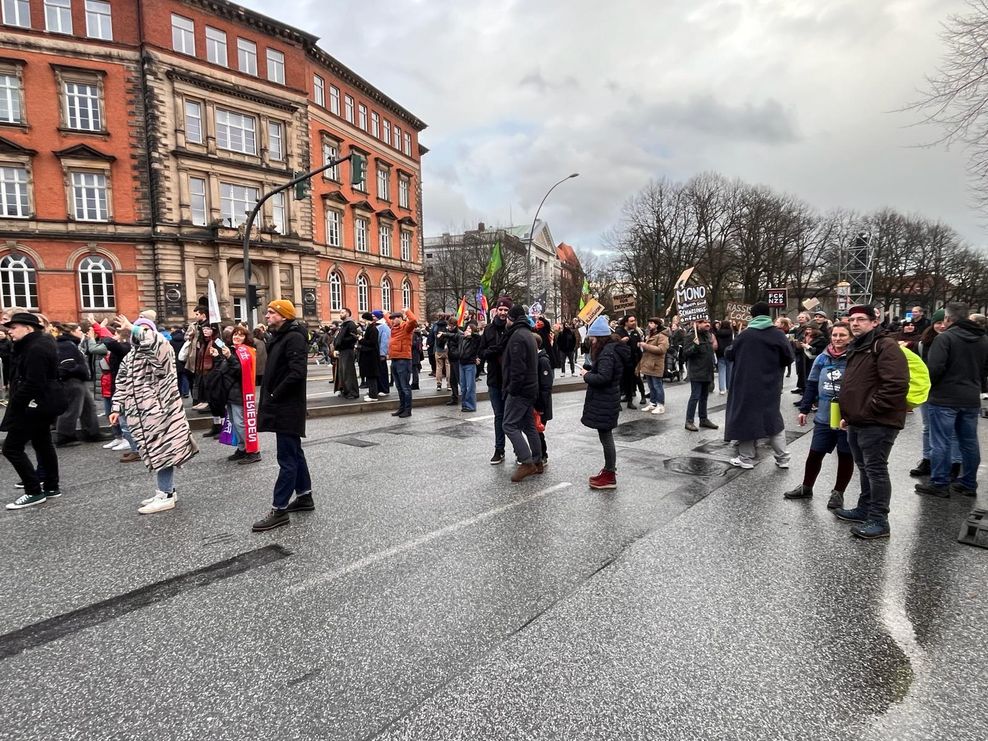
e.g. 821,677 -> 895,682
725,302 -> 795,469
501,304 -> 542,482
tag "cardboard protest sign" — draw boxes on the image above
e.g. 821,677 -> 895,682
612,293 -> 636,312
577,298 -> 604,325
801,297 -> 821,311
725,301 -> 750,322
675,284 -> 709,323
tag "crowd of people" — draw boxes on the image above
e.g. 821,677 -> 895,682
1,295 -> 985,540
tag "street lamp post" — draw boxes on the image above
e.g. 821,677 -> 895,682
526,173 -> 578,308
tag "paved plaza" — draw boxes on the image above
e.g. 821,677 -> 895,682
1,381 -> 985,740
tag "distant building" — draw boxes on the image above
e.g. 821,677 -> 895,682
556,241 -> 583,319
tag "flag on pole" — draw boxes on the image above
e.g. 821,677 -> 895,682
475,287 -> 488,317
455,295 -> 468,327
207,279 -> 221,324
579,278 -> 591,310
480,241 -> 503,297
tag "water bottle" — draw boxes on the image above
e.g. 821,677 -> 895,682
830,398 -> 841,430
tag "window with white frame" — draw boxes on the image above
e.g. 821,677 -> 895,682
371,111 -> 379,139
356,274 -> 369,313
321,139 -> 338,180
358,104 -> 367,131
402,279 -> 412,310
85,1 -> 112,40
0,253 -> 37,309
171,14 -> 194,56
71,171 -> 108,221
381,278 -> 392,313
64,80 -> 102,131
354,216 -> 368,252
398,176 -> 409,209
78,255 -> 115,310
266,49 -> 285,84
329,271 -> 342,312
215,109 -> 256,155
393,125 -> 401,150
270,191 -> 286,234
2,0 -> 31,28
382,119 -> 391,146
400,230 -> 411,261
376,168 -> 389,201
189,176 -> 207,225
403,132 -> 412,156
45,0 -> 71,33
0,72 -> 22,123
237,39 -> 257,75
184,100 -> 203,144
325,208 -> 341,247
220,182 -> 259,227
311,77 -> 324,109
0,165 -> 29,217
268,121 -> 284,162
205,26 -> 227,66
344,95 -> 354,123
329,85 -> 339,115
379,222 -> 392,257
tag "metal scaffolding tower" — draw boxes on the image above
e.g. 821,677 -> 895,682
841,231 -> 874,306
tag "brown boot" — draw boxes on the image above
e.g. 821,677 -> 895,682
511,462 -> 540,482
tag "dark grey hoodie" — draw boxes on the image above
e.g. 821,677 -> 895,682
926,319 -> 988,407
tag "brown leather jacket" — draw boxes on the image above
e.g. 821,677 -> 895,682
838,328 -> 909,429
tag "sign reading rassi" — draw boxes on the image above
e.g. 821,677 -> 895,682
675,284 -> 709,322
725,301 -> 750,322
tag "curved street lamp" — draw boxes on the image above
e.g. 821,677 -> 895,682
526,173 -> 579,307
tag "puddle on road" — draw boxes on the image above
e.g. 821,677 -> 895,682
664,457 -> 732,477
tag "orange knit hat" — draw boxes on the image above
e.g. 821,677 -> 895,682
267,299 -> 297,320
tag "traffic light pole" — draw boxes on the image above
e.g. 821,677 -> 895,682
241,152 -> 363,323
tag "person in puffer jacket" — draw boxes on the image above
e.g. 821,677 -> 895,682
580,315 -> 630,491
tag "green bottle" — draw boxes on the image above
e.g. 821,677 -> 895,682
830,397 -> 842,430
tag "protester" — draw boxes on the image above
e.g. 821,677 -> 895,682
252,327 -> 268,388
253,300 -> 312,531
0,327 -> 12,391
410,326 -> 424,390
683,319 -> 718,431
217,325 -> 261,465
714,319 -> 737,395
910,309 -> 958,477
915,302 -> 988,498
502,304 -> 543,482
788,312 -> 811,393
557,321 -> 578,376
2,313 -> 63,510
186,306 -> 211,411
458,320 -> 481,412
444,319 -> 462,406
638,317 -> 669,414
434,316 -> 451,391
481,298 -> 512,464
109,317 -> 197,514
834,304 -> 909,540
667,316 -> 687,382
52,322 -> 105,446
534,333 -> 554,466
784,322 -> 854,509
910,305 -> 931,335
333,308 -> 360,400
198,325 -> 226,438
358,312 -> 381,403
374,310 -> 391,396
389,308 -> 419,418
580,315 -> 630,489
724,303 -> 794,469
616,315 -> 645,408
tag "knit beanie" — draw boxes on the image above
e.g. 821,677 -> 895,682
371,310 -> 384,319
496,296 -> 513,309
750,302 -> 771,318
139,309 -> 157,322
507,304 -> 526,321
134,317 -> 157,332
588,315 -> 611,337
931,308 -> 945,323
267,299 -> 296,320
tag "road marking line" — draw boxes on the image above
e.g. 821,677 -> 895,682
463,414 -> 496,422
292,482 -> 573,593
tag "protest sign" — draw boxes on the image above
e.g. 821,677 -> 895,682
577,298 -> 604,325
612,293 -> 636,312
725,301 -> 750,322
801,297 -> 821,311
767,288 -> 788,307
675,284 -> 709,323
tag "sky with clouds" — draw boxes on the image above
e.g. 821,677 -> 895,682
241,0 -> 981,253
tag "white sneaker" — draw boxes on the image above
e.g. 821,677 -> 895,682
775,459 -> 791,469
730,457 -> 754,470
140,489 -> 174,506
719,390 -> 726,395
652,404 -> 665,415
363,395 -> 379,402
111,439 -> 131,451
641,403 -> 655,412
138,491 -> 176,514
103,439 -> 121,449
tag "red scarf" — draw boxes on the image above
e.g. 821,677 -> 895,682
235,344 -> 259,453
827,342 -> 847,358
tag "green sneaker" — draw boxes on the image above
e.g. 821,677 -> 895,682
6,492 -> 48,510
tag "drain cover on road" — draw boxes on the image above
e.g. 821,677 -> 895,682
664,457 -> 732,476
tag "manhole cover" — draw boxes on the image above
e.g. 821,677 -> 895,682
664,457 -> 731,476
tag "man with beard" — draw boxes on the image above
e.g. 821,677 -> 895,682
616,314 -> 645,408
683,319 -> 718,432
333,307 -> 360,400
502,304 -> 542,482
480,297 -> 513,464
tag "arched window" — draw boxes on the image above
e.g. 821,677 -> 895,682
402,278 -> 412,311
356,274 -> 369,313
380,277 -> 392,313
0,253 -> 38,309
78,255 -> 115,310
329,271 -> 343,312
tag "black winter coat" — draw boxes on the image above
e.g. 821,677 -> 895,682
258,320 -> 309,437
0,330 -> 64,432
556,328 -> 577,354
535,349 -> 554,422
684,331 -> 716,382
0,337 -> 11,384
56,334 -> 91,382
581,341 -> 630,431
446,328 -> 462,361
333,319 -> 358,351
358,323 -> 379,378
458,333 -> 481,366
724,325 -> 794,441
926,319 -> 988,407
480,318 -> 508,389
502,321 -> 539,402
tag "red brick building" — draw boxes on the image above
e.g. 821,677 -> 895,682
0,0 -> 426,324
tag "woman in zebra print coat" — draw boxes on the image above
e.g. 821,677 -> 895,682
110,317 -> 198,514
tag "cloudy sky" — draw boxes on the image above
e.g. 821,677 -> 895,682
242,0 -> 981,252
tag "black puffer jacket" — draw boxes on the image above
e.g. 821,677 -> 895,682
684,330 -> 716,382
581,340 -> 630,431
926,319 -> 988,407
480,318 -> 508,389
258,319 -> 309,437
56,334 -> 90,382
535,349 -> 554,422
501,321 -> 538,401
0,330 -> 63,432
446,326 -> 462,361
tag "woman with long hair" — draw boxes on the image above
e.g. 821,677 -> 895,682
217,325 -> 261,464
580,315 -> 631,490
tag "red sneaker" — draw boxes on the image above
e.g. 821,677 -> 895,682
589,469 -> 616,489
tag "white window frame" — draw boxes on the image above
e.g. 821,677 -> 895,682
85,0 -> 112,40
270,191 -> 286,234
371,111 -> 379,139
184,100 -> 203,144
325,208 -> 341,247
71,171 -> 109,222
78,255 -> 115,311
344,95 -> 354,123
358,103 -> 367,131
356,274 -> 369,313
379,222 -> 392,257
402,279 -> 412,310
64,80 -> 102,132
321,140 -> 339,180
268,121 -> 284,162
393,125 -> 401,150
0,72 -> 23,124
403,132 -> 412,156
400,230 -> 411,261
266,49 -> 285,84
382,120 -> 391,146
237,38 -> 258,76
2,0 -> 31,28
329,85 -> 340,115
189,175 -> 207,226
0,165 -> 30,218
377,168 -> 389,201
381,278 -> 392,313
354,216 -> 368,252
329,271 -> 343,312
171,14 -> 195,56
205,26 -> 227,66
220,182 -> 259,228
398,176 -> 409,209
0,253 -> 37,309
45,0 -> 72,34
215,108 -> 257,155
313,75 -> 325,107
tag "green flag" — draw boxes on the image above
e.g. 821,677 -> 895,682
579,278 -> 591,309
480,241 -> 502,297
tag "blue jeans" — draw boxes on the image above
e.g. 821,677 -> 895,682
717,358 -> 733,392
686,381 -> 710,423
848,424 -> 899,522
489,384 -> 506,452
927,404 -> 980,489
156,466 -> 175,493
272,433 -> 312,510
920,403 -> 960,463
392,358 -> 412,411
459,362 -> 477,410
645,375 -> 665,405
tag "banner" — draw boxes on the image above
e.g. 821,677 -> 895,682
480,241 -> 503,297
579,278 -> 591,310
675,284 -> 709,323
725,301 -> 750,322
207,279 -> 222,324
236,344 -> 259,454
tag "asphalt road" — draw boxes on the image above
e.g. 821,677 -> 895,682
1,381 -> 985,740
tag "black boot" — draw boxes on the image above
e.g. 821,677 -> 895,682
950,461 -> 962,480
202,423 -> 222,438
909,459 -> 930,477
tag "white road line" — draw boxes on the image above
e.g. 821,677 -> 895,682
463,414 -> 496,422
292,482 -> 573,593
